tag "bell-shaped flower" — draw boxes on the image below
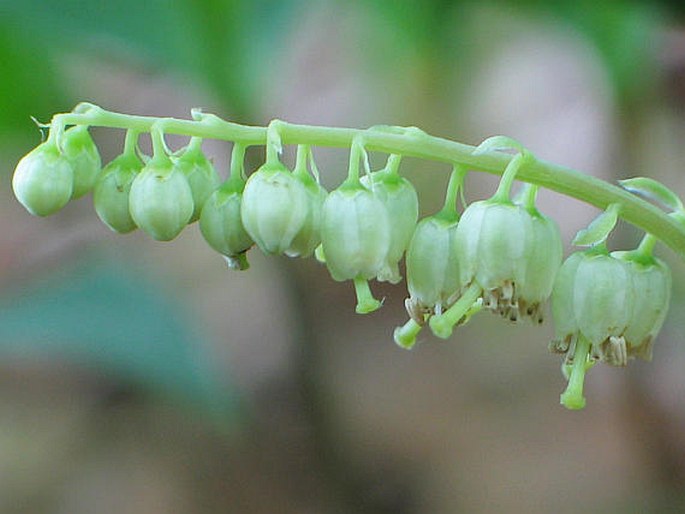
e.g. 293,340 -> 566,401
12,140 -> 74,217
283,146 -> 327,258
93,150 -> 143,234
240,161 -> 310,255
129,128 -> 194,241
612,248 -> 671,362
552,251 -> 634,362
405,214 -> 460,317
551,249 -> 634,409
453,198 -> 561,323
62,125 -> 101,199
394,214 -> 462,348
361,155 -> 418,284
174,137 -> 220,223
200,176 -> 254,270
321,141 -> 390,314
321,182 -> 390,281
428,144 -> 562,339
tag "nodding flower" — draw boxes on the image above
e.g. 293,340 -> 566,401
551,240 -> 671,410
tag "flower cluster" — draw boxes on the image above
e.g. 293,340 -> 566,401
11,111 -> 678,410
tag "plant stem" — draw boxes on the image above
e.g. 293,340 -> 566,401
52,105 -> 685,258
438,164 -> 467,219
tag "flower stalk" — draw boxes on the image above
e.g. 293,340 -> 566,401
49,103 -> 685,258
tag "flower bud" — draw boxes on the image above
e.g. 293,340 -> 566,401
175,140 -> 220,223
320,182 -> 390,282
361,170 -> 418,283
12,141 -> 74,216
284,172 -> 327,258
62,125 -> 101,199
93,153 -> 142,233
199,176 -> 254,270
240,162 -> 309,254
129,159 -> 194,241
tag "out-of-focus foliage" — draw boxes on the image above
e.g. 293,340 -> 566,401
2,0 -> 306,119
0,258 -> 238,418
0,22 -> 66,138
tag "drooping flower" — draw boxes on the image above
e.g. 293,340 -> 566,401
429,146 -> 562,339
394,165 -> 466,349
62,125 -> 101,199
174,137 -> 220,223
12,139 -> 74,217
321,140 -> 389,314
129,127 -> 194,241
361,154 -> 418,284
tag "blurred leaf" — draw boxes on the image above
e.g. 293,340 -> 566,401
3,0 -> 305,119
0,259 -> 239,418
536,0 -> 663,103
0,22 -> 68,138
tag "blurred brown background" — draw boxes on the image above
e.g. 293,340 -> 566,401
2,1 -> 685,513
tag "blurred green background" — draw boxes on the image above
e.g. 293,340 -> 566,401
2,0 -> 685,512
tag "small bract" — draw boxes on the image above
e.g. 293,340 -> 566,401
129,159 -> 194,241
12,141 -> 74,217
199,176 -> 254,270
241,162 -> 310,255
93,152 -> 143,234
62,125 -> 101,199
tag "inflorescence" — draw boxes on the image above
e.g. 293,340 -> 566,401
11,103 -> 683,410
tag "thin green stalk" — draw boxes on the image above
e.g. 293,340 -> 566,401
438,164 -> 468,220
50,104 -> 685,258
229,143 -> 246,181
122,129 -> 140,156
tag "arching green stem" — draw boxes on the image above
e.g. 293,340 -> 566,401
49,104 -> 685,258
